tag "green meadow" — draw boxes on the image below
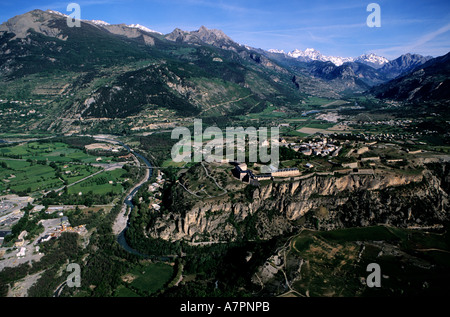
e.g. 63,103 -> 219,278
0,141 -> 112,163
67,169 -> 127,195
115,262 -> 174,297
60,164 -> 103,185
0,140 -> 122,195
0,159 -> 62,193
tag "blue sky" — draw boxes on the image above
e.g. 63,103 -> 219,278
1,0 -> 449,59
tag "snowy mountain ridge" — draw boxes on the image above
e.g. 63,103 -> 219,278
269,47 -> 389,67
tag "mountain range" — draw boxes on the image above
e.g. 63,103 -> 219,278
0,9 -> 448,132
49,9 -> 164,35
269,48 -> 389,68
370,51 -> 450,102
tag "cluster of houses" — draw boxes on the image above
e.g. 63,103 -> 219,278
9,217 -> 87,259
283,138 -> 342,157
230,138 -> 345,185
148,170 -> 165,211
230,136 -> 392,185
35,217 -> 87,245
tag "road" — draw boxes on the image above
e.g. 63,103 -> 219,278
199,94 -> 254,114
50,162 -> 125,194
44,169 -> 105,195
53,281 -> 67,297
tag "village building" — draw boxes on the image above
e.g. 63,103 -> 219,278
342,162 -> 358,169
360,156 -> 380,162
272,168 -> 300,177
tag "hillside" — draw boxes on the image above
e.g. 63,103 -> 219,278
0,9 -> 448,134
0,9 -> 345,133
370,52 -> 450,102
378,53 -> 433,80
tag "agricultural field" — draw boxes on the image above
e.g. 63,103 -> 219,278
301,97 -> 350,109
302,121 -> 336,130
0,141 -> 112,163
60,164 -> 103,185
0,159 -> 62,194
0,140 -> 125,196
67,169 -> 128,195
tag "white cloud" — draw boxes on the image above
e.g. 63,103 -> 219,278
373,22 -> 450,57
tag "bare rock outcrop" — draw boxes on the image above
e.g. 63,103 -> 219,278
148,169 -> 449,243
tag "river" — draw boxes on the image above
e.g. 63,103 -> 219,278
54,138 -> 158,297
112,141 -> 172,261
111,141 -> 154,257
74,136 -> 153,257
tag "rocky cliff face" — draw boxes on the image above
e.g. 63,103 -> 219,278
148,169 -> 449,242
0,10 -> 67,40
166,26 -> 236,50
98,24 -> 156,46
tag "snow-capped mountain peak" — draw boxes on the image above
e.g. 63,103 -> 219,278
355,53 -> 389,68
47,10 -> 109,27
287,48 -> 352,66
127,24 -> 162,35
45,10 -> 162,35
91,20 -> 110,26
47,10 -> 68,17
268,49 -> 285,54
277,48 -> 389,67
